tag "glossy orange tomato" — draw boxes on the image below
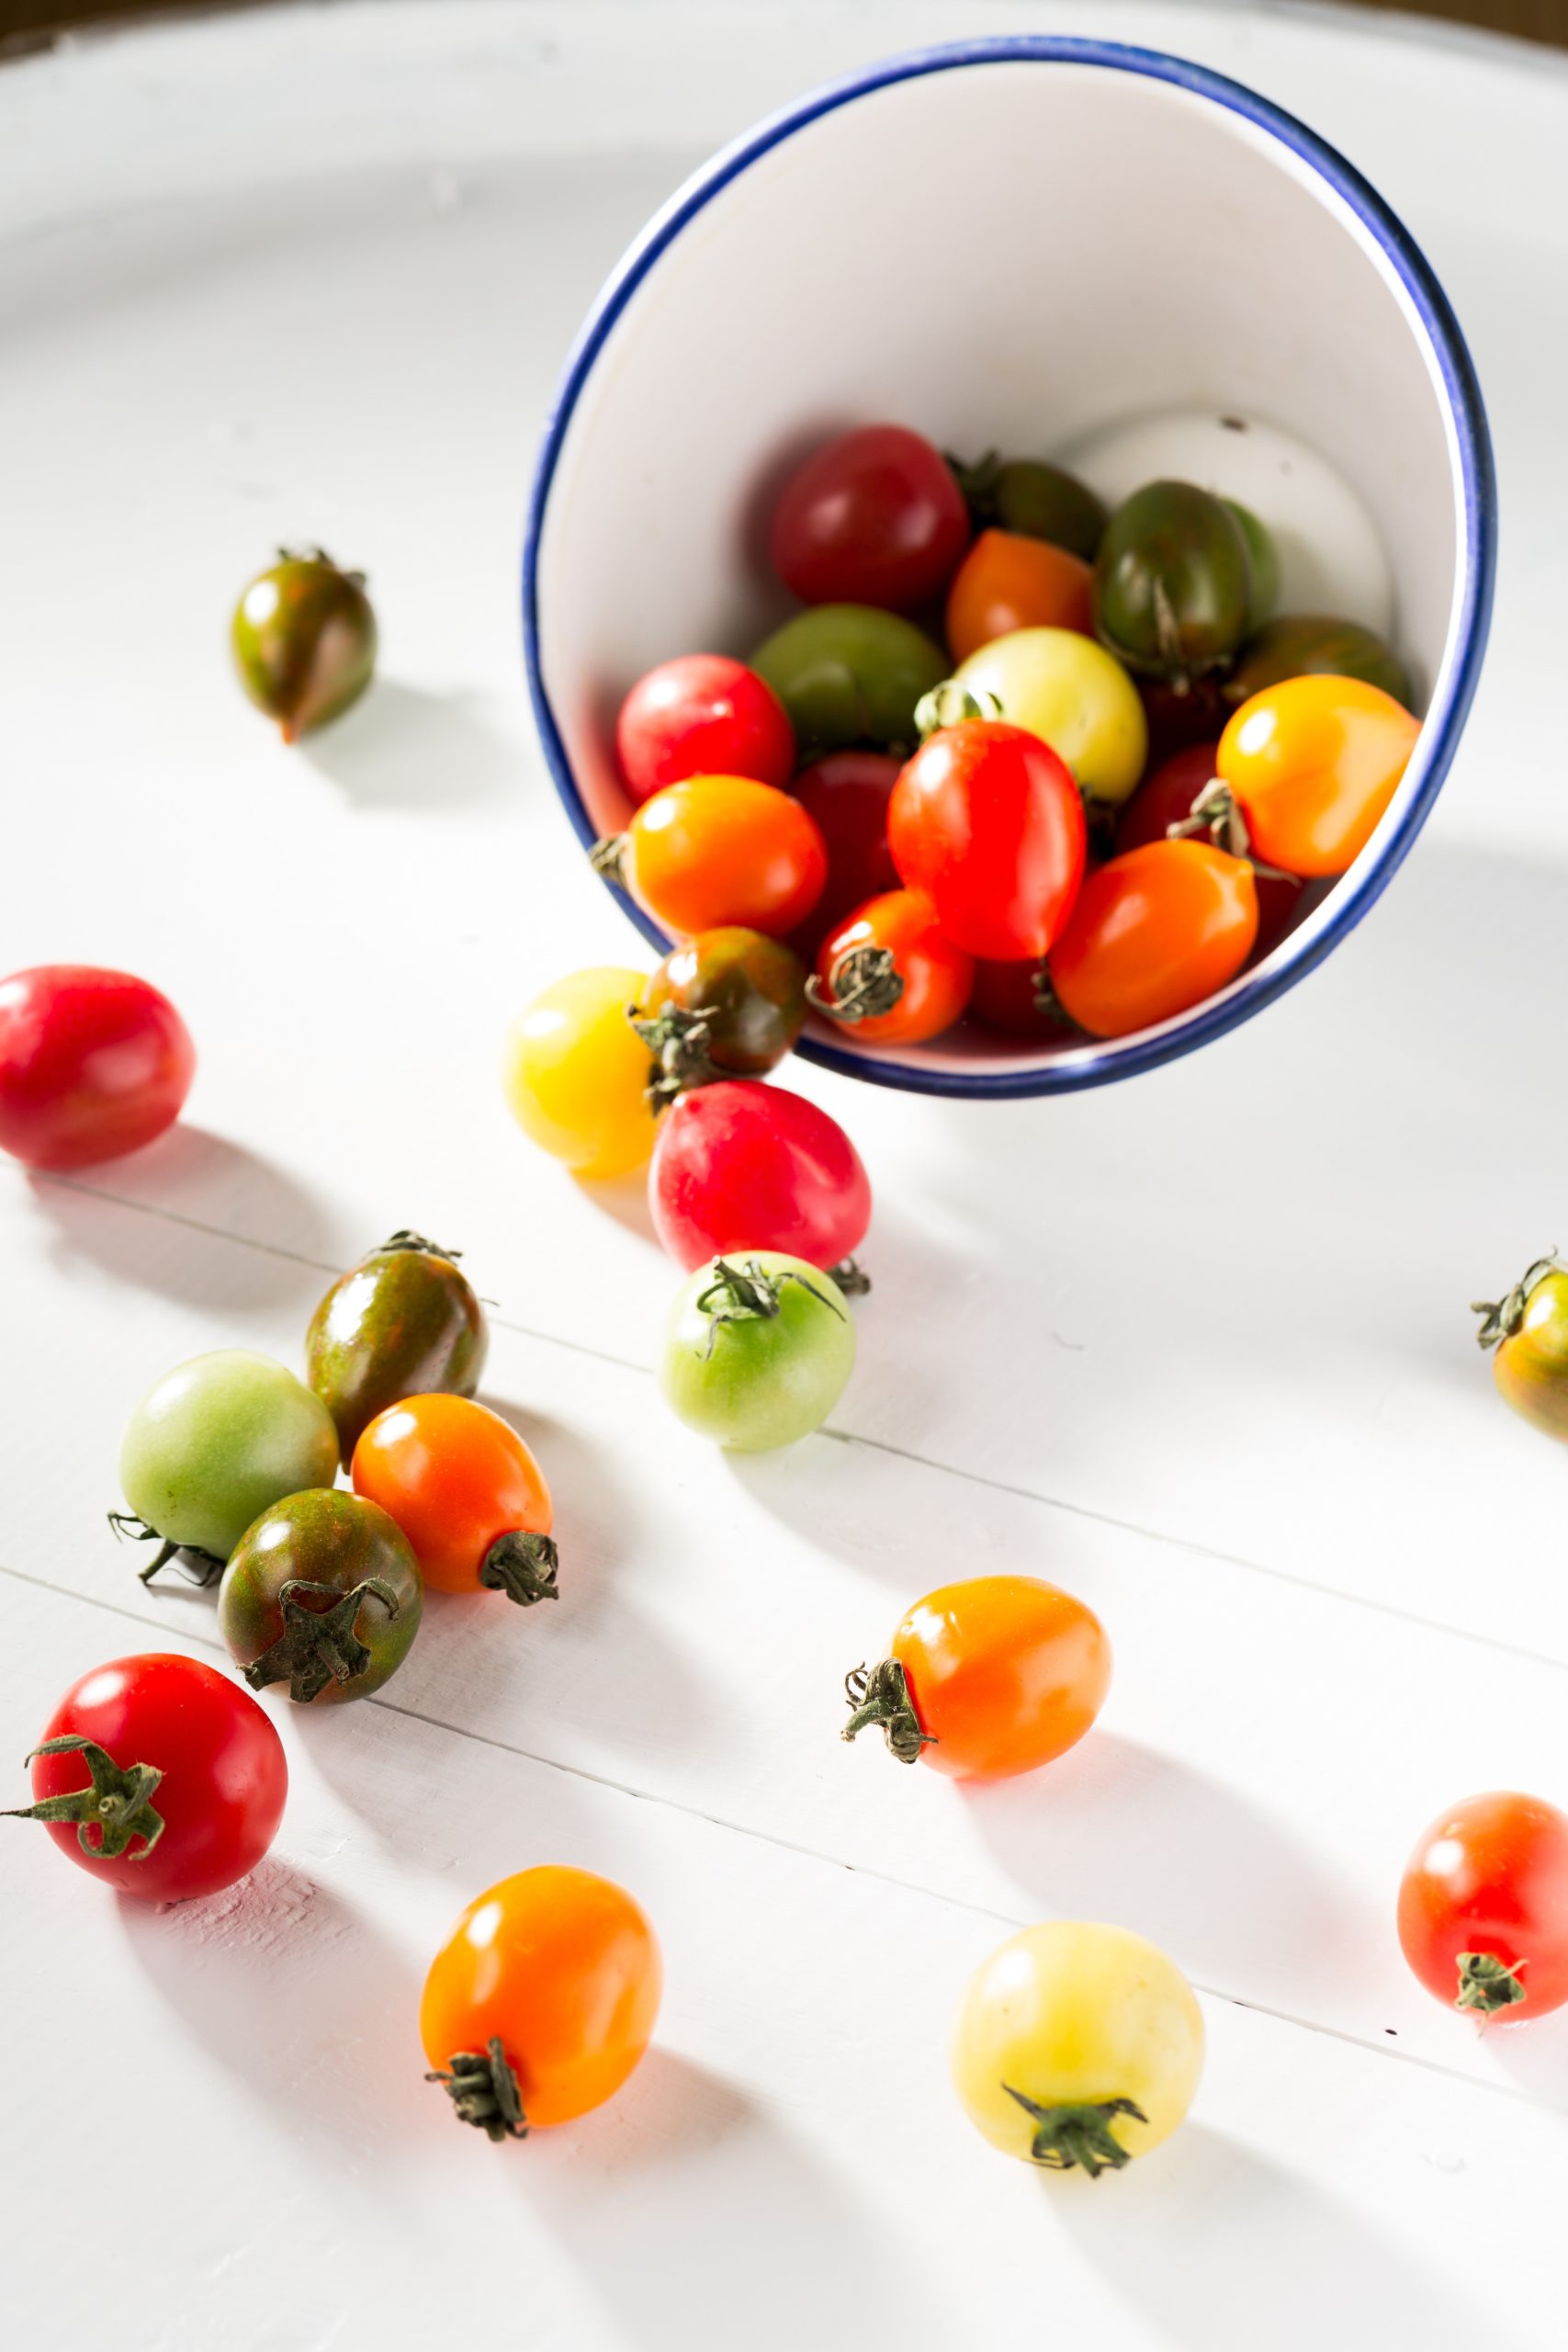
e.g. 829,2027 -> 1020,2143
353,1393 -> 557,1604
810,888 -> 973,1046
945,528 -> 1094,662
421,1866 -> 661,2136
1216,675 -> 1420,876
843,1574 -> 1111,1781
594,775 -> 827,938
1048,839 -> 1257,1038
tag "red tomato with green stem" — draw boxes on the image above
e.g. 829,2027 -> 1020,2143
0,966 -> 195,1170
649,1080 -> 871,1283
786,751 -> 900,957
615,654 -> 794,805
770,424 -> 969,612
1115,743 -> 1302,956
1398,1791 -> 1568,2019
889,717 -> 1087,961
810,889 -> 973,1046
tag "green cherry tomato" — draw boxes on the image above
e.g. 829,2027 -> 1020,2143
1225,613 -> 1413,709
218,1488 -> 423,1705
231,548 -> 377,741
1223,500 -> 1279,629
306,1231 -> 489,1466
949,452 -> 1107,561
1473,1256 -> 1568,1443
952,628 -> 1147,807
118,1350 -> 340,1577
660,1252 -> 856,1451
634,929 -> 807,1103
749,605 -> 948,761
1094,481 -> 1252,684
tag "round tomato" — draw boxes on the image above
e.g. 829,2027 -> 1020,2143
843,1575 -> 1111,1779
888,715 -> 1086,961
615,653 -> 794,804
810,889 -> 972,1046
422,1866 -> 660,2138
952,1921 -> 1203,2175
218,1488 -> 423,1704
354,1393 -> 558,1605
1472,1256 -> 1568,1442
1048,840 -> 1258,1037
945,529 -> 1094,662
3,1653 -> 287,1901
1212,675 -> 1421,876
502,967 -> 660,1180
770,424 -> 969,611
750,605 -> 948,763
660,1251 -> 855,1451
953,627 -> 1147,806
649,1080 -> 871,1279
1398,1792 -> 1568,2019
1115,742 -> 1301,958
306,1232 -> 488,1467
634,928 -> 807,1101
786,751 -> 901,955
0,966 -> 195,1171
969,956 -> 1068,1042
592,776 -> 826,940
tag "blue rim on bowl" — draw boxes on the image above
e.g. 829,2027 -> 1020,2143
522,33 -> 1496,1101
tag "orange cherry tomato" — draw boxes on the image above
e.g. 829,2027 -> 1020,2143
843,1574 -> 1111,1781
352,1393 -> 557,1605
810,888 -> 973,1046
1048,839 -> 1258,1038
944,528 -> 1094,662
595,775 -> 827,938
1216,675 -> 1420,877
421,1866 -> 661,2136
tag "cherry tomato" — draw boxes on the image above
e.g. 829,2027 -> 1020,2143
1048,840 -> 1258,1037
948,451 -> 1107,561
307,1232 -> 488,1467
945,529 -> 1094,662
786,751 -> 901,955
1226,614 -> 1412,710
888,717 -> 1086,961
1138,671 -> 1230,769
353,1393 -> 558,1605
660,1252 -> 856,1451
231,549 -> 376,741
1398,1792 -> 1568,2020
649,1080 -> 871,1277
969,956 -> 1068,1042
3,1654 -> 287,1901
952,1922 -> 1202,2176
750,605 -> 947,762
1115,743 -> 1301,957
1094,481 -> 1251,685
843,1575 -> 1111,1780
593,776 -> 827,940
953,628 -> 1147,806
810,890 -> 972,1046
635,928 -> 807,1101
770,424 -> 969,612
1472,1256 -> 1568,1442
1213,676 -> 1421,877
0,965 -> 195,1170
502,967 -> 660,1179
422,1867 -> 660,2137
615,653 -> 794,805
218,1489 -> 423,1703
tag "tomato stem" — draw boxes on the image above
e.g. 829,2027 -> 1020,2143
378,1230 -> 462,1261
2,1734 -> 165,1860
828,1257 -> 871,1298
626,1001 -> 721,1105
944,448 -> 1004,528
913,681 -> 1003,740
1455,1951 -> 1529,2015
107,1512 -> 225,1588
1167,779 -> 1250,860
807,945 -> 904,1026
589,832 -> 628,887
840,1657 -> 935,1766
479,1531 -> 560,1608
1472,1255 -> 1559,1351
694,1257 -> 844,1360
243,1576 -> 402,1704
1002,2086 -> 1147,2177
425,2037 -> 528,2143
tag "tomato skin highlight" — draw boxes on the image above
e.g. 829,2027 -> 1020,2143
889,719 -> 1087,961
0,965 -> 195,1170
812,890 -> 973,1046
649,1080 -> 871,1273
1398,1792 -> 1568,2020
615,654 -> 794,804
1218,674 -> 1421,876
353,1394 -> 555,1596
771,424 -> 969,613
1049,840 -> 1258,1037
502,968 -> 659,1180
612,776 -> 827,939
886,1577 -> 1111,1781
945,528 -> 1094,662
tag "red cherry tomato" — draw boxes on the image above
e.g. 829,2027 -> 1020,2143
888,718 -> 1087,961
1398,1792 -> 1568,2021
1048,840 -> 1258,1037
0,966 -> 196,1170
786,751 -> 901,956
969,956 -> 1069,1041
1115,744 -> 1302,957
4,1653 -> 287,1901
649,1080 -> 871,1274
771,424 -> 969,613
615,654 -> 794,806
811,890 -> 973,1046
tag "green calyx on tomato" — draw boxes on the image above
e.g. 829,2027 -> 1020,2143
1472,1255 -> 1558,1350
913,680 -> 1003,739
1001,2086 -> 1149,2178
628,1001 -> 724,1103
807,944 -> 904,1025
840,1657 -> 934,1765
694,1255 -> 842,1359
425,2036 -> 529,2142
632,928 -> 808,1104
479,1530 -> 560,1608
107,1510 -> 226,1588
3,1733 -> 165,1860
243,1576 -> 405,1706
1454,1951 -> 1529,2015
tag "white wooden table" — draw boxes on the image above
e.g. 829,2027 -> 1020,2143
3,4 -> 1566,2344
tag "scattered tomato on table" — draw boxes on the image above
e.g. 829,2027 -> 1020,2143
0,964 -> 195,1170
1398,1792 -> 1568,2019
307,1230 -> 489,1465
649,1080 -> 871,1281
502,967 -> 660,1179
1472,1253 -> 1568,1441
353,1393 -> 559,1605
635,927 -> 807,1100
218,1489 -> 423,1704
660,1250 -> 856,1450
231,547 -> 376,741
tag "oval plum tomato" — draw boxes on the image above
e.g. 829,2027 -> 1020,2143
843,1575 -> 1111,1780
307,1231 -> 488,1466
592,776 -> 827,940
1115,742 -> 1301,958
1226,613 -> 1412,710
218,1488 -> 423,1704
1048,840 -> 1258,1037
1398,1792 -> 1568,2020
2,1653 -> 286,1901
888,716 -> 1086,961
952,1921 -> 1203,2176
422,1866 -> 661,2139
969,957 -> 1069,1042
945,529 -> 1094,662
1209,676 -> 1421,876
649,1080 -> 871,1279
810,889 -> 972,1046
1094,481 -> 1251,685
615,654 -> 794,805
660,1252 -> 856,1451
953,628 -> 1147,807
353,1393 -> 558,1606
634,928 -> 807,1102
1472,1255 -> 1568,1442
786,751 -> 900,954
0,966 -> 195,1171
502,967 -> 659,1180
770,424 -> 969,612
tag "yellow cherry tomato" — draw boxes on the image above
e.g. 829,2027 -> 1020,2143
502,967 -> 656,1178
951,1920 -> 1203,2177
953,627 -> 1147,807
1216,673 -> 1420,876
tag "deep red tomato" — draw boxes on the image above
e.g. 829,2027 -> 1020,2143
786,751 -> 901,956
4,1653 -> 287,1901
888,718 -> 1087,961
969,956 -> 1068,1041
0,966 -> 196,1170
1115,744 -> 1302,956
1048,840 -> 1258,1037
770,424 -> 969,612
811,890 -> 973,1046
1398,1791 -> 1568,2020
615,654 -> 795,805
649,1080 -> 871,1275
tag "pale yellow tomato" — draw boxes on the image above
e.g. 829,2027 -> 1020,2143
951,1919 -> 1203,2176
501,967 -> 657,1179
953,627 -> 1147,806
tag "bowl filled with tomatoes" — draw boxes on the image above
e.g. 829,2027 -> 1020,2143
524,34 -> 1494,1096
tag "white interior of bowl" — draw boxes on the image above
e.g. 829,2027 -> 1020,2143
533,52 -> 1470,1084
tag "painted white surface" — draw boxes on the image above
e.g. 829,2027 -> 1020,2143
1,5 -> 1565,2346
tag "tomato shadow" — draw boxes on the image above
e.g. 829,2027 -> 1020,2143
1471,1996 -> 1568,2111
299,678 -> 519,811
477,1391 -> 637,1595
571,1164 -> 660,1246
